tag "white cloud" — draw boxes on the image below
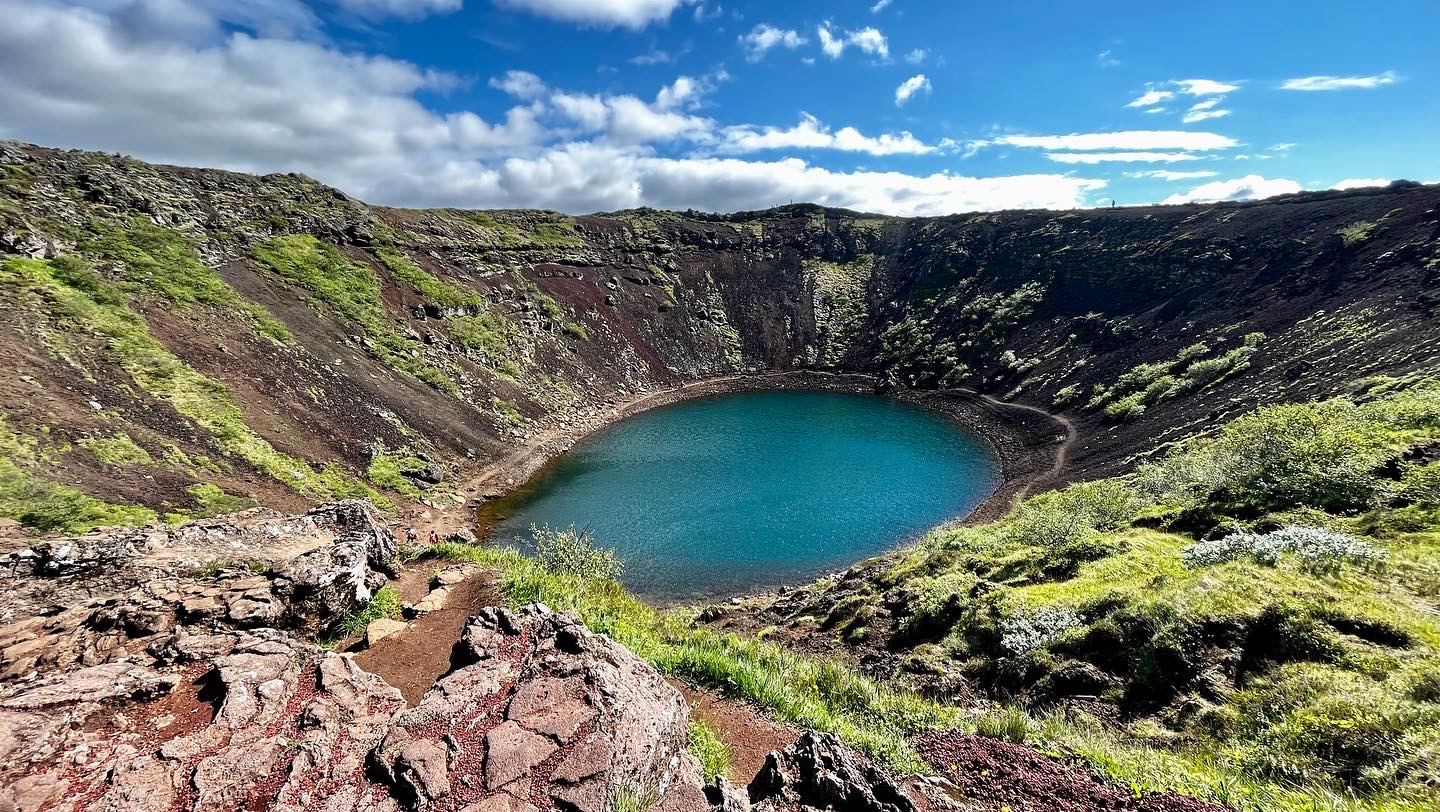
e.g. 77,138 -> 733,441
1270,142 -> 1297,152
489,69 -> 547,100
1174,78 -> 1239,96
904,48 -> 928,65
1046,151 -> 1205,164
1126,89 -> 1175,108
982,130 -> 1238,152
817,23 -> 888,60
1281,71 -> 1397,91
0,0 -> 1105,216
1162,175 -> 1302,205
491,0 -> 692,29
1125,170 -> 1219,181
1182,100 -> 1231,123
894,74 -> 931,106
1332,177 -> 1390,190
335,0 -> 461,20
1097,50 -> 1120,68
739,24 -> 806,61
719,115 -> 935,156
871,0 -> 893,10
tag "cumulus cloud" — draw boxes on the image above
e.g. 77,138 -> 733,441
718,115 -> 935,156
739,24 -> 806,61
818,23 -> 888,60
491,0 -> 692,29
0,0 -> 1104,216
894,74 -> 931,106
871,0 -> 893,11
335,0 -> 461,20
1162,175 -> 1302,205
489,69 -> 547,100
904,48 -> 927,65
1282,71 -> 1397,91
1332,178 -> 1390,190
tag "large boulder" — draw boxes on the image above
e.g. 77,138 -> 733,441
371,605 -> 710,812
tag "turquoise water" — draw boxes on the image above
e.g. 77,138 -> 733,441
485,390 -> 1001,600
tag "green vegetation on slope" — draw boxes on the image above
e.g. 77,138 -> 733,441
251,235 -> 458,394
1084,332 -> 1265,420
0,255 -> 385,513
786,380 -> 1440,810
91,220 -> 292,342
0,415 -> 157,532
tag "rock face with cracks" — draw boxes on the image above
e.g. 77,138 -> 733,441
0,601 -> 714,811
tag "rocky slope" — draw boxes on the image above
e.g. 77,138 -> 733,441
2,140 -> 1439,530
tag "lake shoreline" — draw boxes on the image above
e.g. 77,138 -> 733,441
448,371 -> 1071,599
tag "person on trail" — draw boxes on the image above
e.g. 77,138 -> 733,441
405,527 -> 418,545
428,529 -> 440,545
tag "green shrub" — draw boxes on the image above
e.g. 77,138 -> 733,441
531,524 -> 624,581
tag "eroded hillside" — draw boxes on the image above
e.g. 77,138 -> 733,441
2,140 -> 1439,531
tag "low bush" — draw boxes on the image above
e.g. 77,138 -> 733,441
1183,526 -> 1389,573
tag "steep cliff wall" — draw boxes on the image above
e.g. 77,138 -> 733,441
2,140 -> 1438,529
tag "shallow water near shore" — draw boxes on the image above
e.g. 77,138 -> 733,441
485,390 -> 1002,601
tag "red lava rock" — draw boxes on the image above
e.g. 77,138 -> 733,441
915,731 -> 1229,812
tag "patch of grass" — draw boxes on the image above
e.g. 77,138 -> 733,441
366,445 -> 431,498
91,220 -> 291,342
184,482 -> 256,517
491,397 -> 526,427
374,246 -> 485,309
450,313 -> 515,368
689,720 -> 732,782
974,705 -> 1034,743
77,432 -> 153,465
251,235 -> 458,394
0,256 -> 385,507
334,585 -> 403,638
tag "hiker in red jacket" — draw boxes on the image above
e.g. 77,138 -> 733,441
428,529 -> 440,545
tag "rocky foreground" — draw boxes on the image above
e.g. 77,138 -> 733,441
0,503 -> 940,812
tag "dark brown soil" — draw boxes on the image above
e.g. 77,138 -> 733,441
671,680 -> 800,782
916,731 -> 1228,812
352,570 -> 504,705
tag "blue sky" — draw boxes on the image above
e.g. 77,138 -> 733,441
0,0 -> 1435,215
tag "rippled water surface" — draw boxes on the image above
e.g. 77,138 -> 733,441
486,390 -> 1001,600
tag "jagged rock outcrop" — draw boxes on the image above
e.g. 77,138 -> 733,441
0,500 -> 394,632
746,732 -> 916,812
0,601 -> 713,812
